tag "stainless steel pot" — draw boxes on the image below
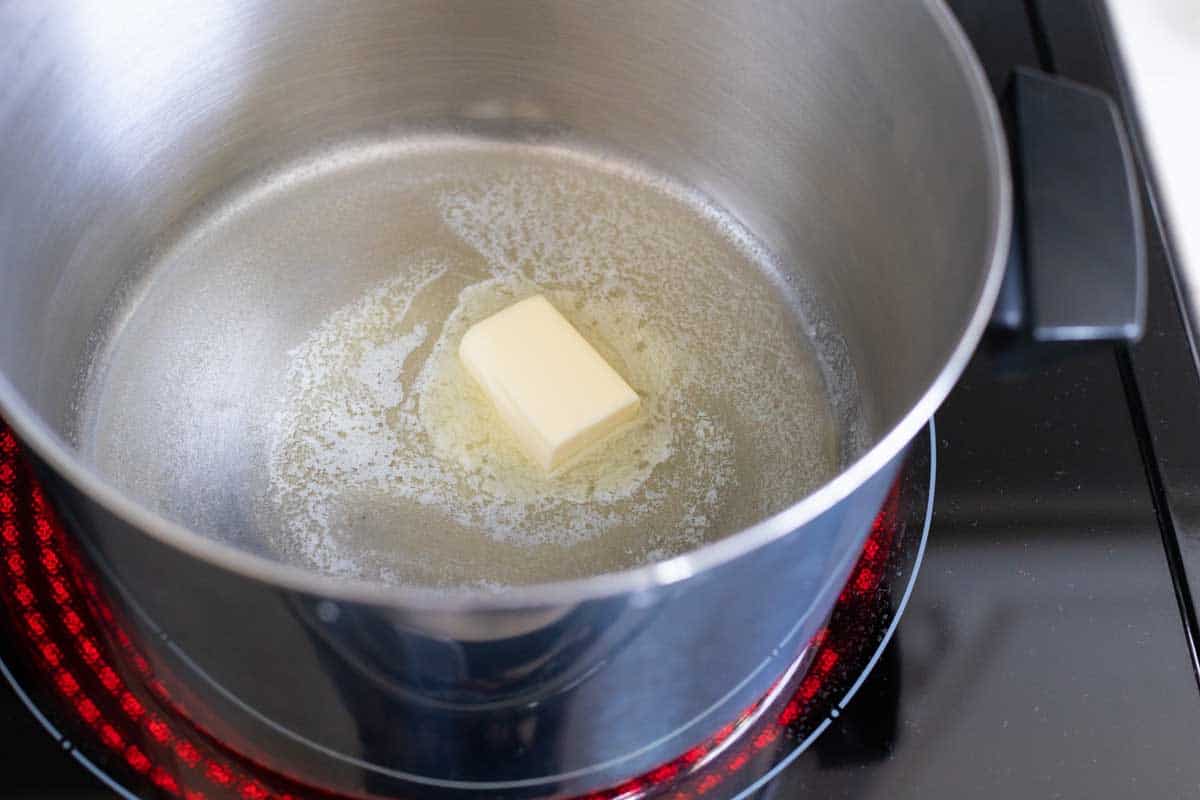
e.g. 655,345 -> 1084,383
0,1 -> 1138,796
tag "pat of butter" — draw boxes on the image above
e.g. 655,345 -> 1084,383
459,295 -> 640,472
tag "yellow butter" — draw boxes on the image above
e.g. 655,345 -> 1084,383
459,295 -> 640,472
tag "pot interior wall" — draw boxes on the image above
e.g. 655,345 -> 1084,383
0,0 -> 1001,579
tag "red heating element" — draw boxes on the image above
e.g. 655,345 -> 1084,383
0,424 -> 902,800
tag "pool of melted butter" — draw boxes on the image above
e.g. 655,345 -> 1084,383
84,139 -> 845,589
263,146 -> 841,587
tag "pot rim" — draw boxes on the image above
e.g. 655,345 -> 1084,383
0,0 -> 1011,612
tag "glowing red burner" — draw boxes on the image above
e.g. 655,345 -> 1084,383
0,421 -> 912,800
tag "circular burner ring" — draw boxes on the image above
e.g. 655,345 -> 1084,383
0,419 -> 934,800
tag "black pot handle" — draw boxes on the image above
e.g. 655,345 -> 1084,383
990,68 -> 1146,342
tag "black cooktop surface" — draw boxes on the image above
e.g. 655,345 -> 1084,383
762,1 -> 1200,795
4,0 -> 1200,797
